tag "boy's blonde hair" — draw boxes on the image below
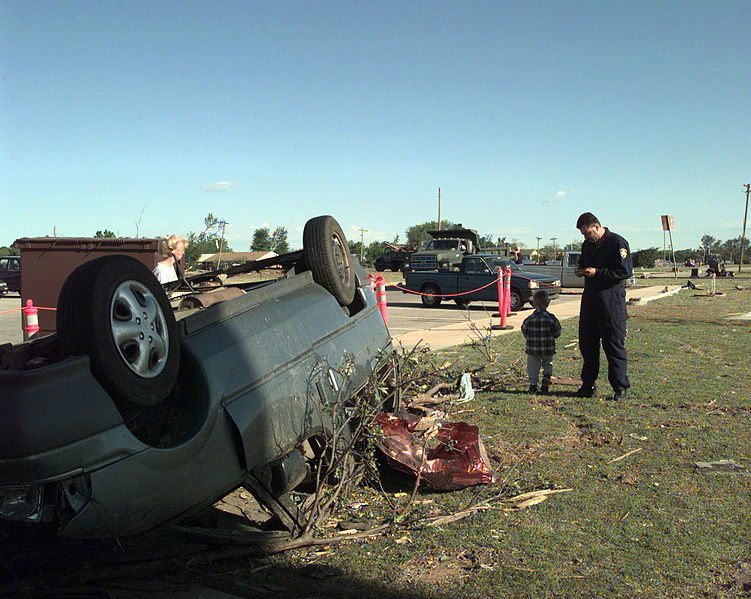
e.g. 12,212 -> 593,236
158,234 -> 188,259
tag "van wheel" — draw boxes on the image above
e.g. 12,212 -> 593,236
303,216 -> 356,306
57,255 -> 180,408
453,299 -> 471,308
420,284 -> 442,308
509,289 -> 524,312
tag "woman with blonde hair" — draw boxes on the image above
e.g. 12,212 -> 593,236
153,234 -> 188,284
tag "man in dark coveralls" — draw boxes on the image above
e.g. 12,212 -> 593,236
574,212 -> 633,400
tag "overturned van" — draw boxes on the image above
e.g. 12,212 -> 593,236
0,215 -> 396,538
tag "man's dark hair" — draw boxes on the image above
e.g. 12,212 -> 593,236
576,212 -> 600,229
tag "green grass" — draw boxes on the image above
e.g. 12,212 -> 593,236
211,273 -> 751,598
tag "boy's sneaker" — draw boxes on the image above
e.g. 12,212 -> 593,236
540,376 -> 550,393
573,385 -> 596,398
529,385 -> 538,393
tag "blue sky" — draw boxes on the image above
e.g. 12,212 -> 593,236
1,1 -> 749,252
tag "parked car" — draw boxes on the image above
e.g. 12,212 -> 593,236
0,255 -> 21,295
400,254 -> 561,312
0,216 -> 397,538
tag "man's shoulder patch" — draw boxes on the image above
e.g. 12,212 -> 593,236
620,248 -> 628,259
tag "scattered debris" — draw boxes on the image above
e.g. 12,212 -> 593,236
457,372 -> 475,403
693,460 -> 749,475
607,447 -> 643,464
550,376 -> 583,387
374,412 -> 497,490
422,488 -> 572,528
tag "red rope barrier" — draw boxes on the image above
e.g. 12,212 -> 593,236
0,306 -> 56,315
386,276 -> 501,298
384,270 -> 560,298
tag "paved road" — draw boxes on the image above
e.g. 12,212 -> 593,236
1,286 -> 583,348
385,285 -> 582,337
0,294 -> 23,345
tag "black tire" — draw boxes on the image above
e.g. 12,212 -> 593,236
453,298 -> 471,308
57,255 -> 180,408
420,284 -> 442,308
374,259 -> 385,272
303,216 -> 356,306
509,288 -> 524,312
389,263 -> 400,272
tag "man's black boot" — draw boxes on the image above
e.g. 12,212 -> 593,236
611,388 -> 628,401
574,385 -> 596,398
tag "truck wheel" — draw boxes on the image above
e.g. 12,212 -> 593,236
453,299 -> 471,309
420,284 -> 442,308
509,289 -> 524,312
374,259 -> 385,272
56,255 -> 180,408
389,263 -> 400,272
303,216 -> 356,306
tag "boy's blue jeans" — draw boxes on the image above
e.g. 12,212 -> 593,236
527,354 -> 553,386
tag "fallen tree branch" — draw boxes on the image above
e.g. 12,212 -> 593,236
419,488 -> 573,528
607,448 -> 642,464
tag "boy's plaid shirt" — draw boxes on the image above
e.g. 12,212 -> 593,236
521,309 -> 562,356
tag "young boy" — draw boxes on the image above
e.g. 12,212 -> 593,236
521,290 -> 562,393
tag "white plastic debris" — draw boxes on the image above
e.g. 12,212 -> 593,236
457,373 -> 475,403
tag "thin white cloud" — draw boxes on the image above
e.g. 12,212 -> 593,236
202,181 -> 237,192
543,189 -> 575,205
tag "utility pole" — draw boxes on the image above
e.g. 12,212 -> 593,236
217,220 -> 228,269
536,236 -> 542,263
741,184 -> 750,272
551,237 -> 558,261
359,228 -> 368,263
437,188 -> 441,231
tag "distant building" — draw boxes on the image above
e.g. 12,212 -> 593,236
197,250 -> 277,269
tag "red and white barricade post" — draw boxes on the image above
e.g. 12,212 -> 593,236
504,265 -> 514,315
491,267 -> 513,330
375,274 -> 388,327
23,299 -> 40,340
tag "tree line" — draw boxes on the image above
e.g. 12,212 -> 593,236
632,234 -> 751,268
2,219 -> 747,270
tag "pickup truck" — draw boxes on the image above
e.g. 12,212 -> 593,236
522,251 -> 582,287
400,254 -> 561,312
522,251 -> 635,288
374,247 -> 412,272
0,215 -> 397,538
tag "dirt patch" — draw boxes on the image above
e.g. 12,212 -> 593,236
394,550 -> 479,588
